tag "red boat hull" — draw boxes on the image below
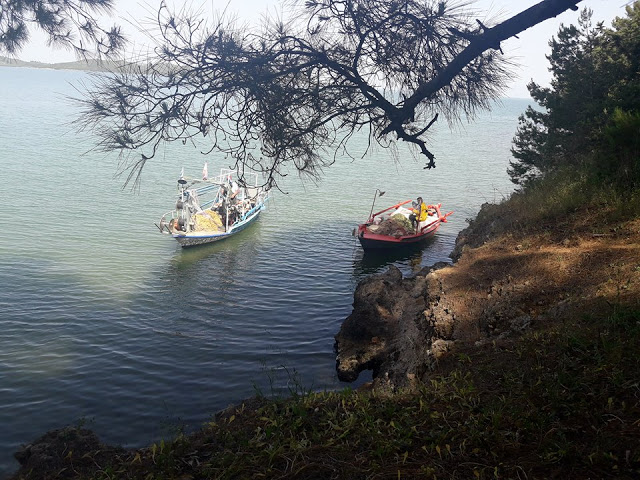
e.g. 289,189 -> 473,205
357,221 -> 440,250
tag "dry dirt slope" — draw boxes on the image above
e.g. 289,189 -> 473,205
447,204 -> 640,342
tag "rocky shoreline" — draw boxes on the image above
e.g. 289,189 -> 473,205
334,203 -> 503,390
10,208 -> 483,476
335,262 -> 454,389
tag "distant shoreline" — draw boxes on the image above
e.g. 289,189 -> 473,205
0,56 -> 119,72
0,57 -> 533,101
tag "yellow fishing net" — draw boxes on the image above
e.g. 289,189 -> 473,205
193,210 -> 223,231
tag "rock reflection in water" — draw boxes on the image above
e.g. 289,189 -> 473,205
351,237 -> 437,278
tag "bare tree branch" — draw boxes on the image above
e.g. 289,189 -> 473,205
76,0 -> 584,188
401,0 -> 582,119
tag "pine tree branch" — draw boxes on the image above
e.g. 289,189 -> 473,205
399,0 -> 583,124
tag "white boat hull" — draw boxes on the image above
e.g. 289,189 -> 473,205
172,204 -> 264,247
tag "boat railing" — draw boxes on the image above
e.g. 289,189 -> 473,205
159,209 -> 178,234
369,200 -> 412,223
205,168 -> 264,189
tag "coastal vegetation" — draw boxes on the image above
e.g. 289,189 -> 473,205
0,55 -> 119,72
10,3 -> 640,479
509,4 -> 640,189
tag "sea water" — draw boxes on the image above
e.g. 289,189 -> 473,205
0,65 -> 526,475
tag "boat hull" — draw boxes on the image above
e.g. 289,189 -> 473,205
355,200 -> 452,251
173,206 -> 264,248
357,220 -> 440,250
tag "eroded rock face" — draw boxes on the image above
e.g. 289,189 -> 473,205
335,264 -> 455,389
450,202 -> 510,261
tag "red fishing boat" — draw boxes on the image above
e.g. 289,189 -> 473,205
356,193 -> 453,250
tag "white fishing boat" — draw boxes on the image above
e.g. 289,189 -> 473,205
158,165 -> 270,247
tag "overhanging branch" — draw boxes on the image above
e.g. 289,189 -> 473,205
401,0 -> 583,120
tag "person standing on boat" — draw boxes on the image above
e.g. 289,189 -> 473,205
410,197 -> 428,232
230,180 -> 240,203
214,185 -> 229,229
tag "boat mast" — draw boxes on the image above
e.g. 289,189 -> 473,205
225,179 -> 230,232
368,189 -> 385,222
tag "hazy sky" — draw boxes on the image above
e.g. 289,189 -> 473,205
17,0 -> 629,98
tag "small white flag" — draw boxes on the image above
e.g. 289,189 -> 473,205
180,167 -> 184,179
202,162 -> 209,180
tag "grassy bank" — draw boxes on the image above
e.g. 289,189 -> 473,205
123,305 -> 640,479
467,163 -> 640,241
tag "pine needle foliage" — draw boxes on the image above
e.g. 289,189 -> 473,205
0,0 -> 125,59
510,3 -> 640,188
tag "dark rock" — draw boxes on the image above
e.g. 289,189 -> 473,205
11,427 -> 124,479
335,265 -> 456,389
14,428 -> 100,467
334,266 -> 408,383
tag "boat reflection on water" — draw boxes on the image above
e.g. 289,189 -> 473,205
168,221 -> 263,271
351,237 -> 436,278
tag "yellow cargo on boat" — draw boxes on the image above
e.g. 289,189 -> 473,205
194,210 -> 223,231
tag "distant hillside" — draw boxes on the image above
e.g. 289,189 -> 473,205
0,56 -> 122,72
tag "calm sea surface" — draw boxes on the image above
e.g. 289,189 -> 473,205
0,66 -> 526,475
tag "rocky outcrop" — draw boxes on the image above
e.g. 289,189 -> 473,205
334,263 -> 455,390
335,201 -> 545,390
336,202 -> 640,390
450,202 -> 513,261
